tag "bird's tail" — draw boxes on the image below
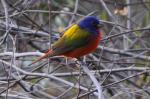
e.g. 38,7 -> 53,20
28,50 -> 53,66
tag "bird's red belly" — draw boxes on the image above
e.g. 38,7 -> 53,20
63,33 -> 101,58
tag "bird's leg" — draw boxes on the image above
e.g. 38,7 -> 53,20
65,57 -> 67,64
64,57 -> 81,69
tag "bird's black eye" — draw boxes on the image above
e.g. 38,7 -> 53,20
91,21 -> 98,27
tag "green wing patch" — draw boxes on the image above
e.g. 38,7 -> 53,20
52,24 -> 91,55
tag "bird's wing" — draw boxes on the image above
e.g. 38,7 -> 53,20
52,24 -> 91,56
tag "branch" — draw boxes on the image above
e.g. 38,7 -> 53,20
0,52 -> 44,57
52,67 -> 149,77
0,0 -> 10,45
0,20 -> 49,37
101,27 -> 150,42
98,46 -> 150,61
77,61 -> 105,99
0,59 -> 99,96
78,69 -> 149,98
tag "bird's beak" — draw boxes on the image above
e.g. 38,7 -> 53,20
97,23 -> 104,28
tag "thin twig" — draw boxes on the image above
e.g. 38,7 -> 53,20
78,61 -> 105,99
0,0 -> 10,45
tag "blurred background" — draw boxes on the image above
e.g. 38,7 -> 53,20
0,0 -> 150,99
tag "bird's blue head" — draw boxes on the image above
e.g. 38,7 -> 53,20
78,16 -> 102,35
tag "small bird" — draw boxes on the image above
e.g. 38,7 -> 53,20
29,16 -> 103,65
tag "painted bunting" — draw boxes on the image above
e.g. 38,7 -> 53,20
29,16 -> 103,65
